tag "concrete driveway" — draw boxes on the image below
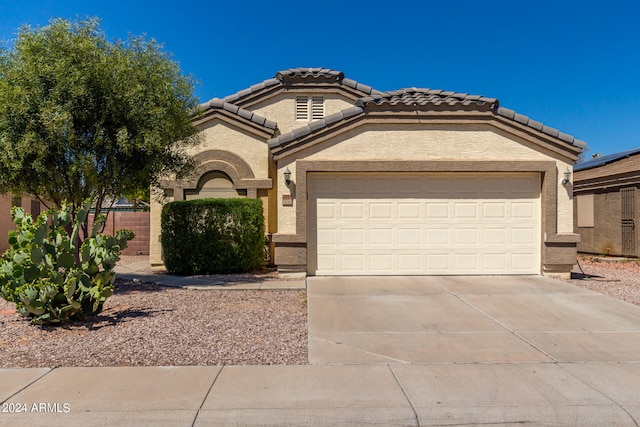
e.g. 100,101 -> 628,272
308,275 -> 640,364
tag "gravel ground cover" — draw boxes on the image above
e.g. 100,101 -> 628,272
562,255 -> 640,306
0,272 -> 308,368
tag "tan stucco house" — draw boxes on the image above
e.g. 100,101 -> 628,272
150,68 -> 585,277
574,148 -> 640,257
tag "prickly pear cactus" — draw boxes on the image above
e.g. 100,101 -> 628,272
0,200 -> 134,324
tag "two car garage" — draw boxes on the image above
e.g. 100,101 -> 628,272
308,172 -> 541,276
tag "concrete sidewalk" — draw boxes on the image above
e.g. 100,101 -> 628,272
2,363 -> 640,426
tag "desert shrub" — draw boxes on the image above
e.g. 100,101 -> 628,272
0,201 -> 134,324
161,198 -> 265,275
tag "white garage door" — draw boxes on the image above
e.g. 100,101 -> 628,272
308,173 -> 540,275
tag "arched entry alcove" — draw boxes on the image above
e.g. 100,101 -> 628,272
162,150 -> 272,201
184,171 -> 247,200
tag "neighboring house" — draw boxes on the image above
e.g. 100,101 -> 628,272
573,148 -> 640,257
0,194 -> 42,253
150,68 -> 585,277
0,195 -> 149,255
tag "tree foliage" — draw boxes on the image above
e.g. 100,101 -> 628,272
0,17 -> 201,220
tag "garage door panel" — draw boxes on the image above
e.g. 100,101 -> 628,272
317,254 -> 336,272
317,228 -> 336,245
454,202 -> 479,219
398,228 -> 422,245
369,254 -> 393,271
426,202 -> 449,218
510,175 -> 538,194
483,202 -> 507,219
426,252 -> 451,270
511,253 -> 536,271
316,202 -> 335,220
340,228 -> 365,245
483,177 -> 508,195
484,253 -> 507,271
454,253 -> 480,272
369,228 -> 392,245
313,177 -> 336,193
340,203 -> 364,219
398,254 -> 422,271
426,228 -> 450,245
455,228 -> 479,245
310,173 -> 540,275
511,227 -> 536,244
397,202 -> 421,219
397,177 -> 423,194
340,254 -> 365,271
341,178 -> 365,194
484,228 -> 507,244
369,202 -> 392,219
512,202 -> 536,218
368,178 -> 393,194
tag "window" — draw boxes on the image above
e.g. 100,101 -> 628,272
296,96 -> 324,121
577,194 -> 594,228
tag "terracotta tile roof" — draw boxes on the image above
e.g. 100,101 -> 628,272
200,68 -> 383,107
276,68 -> 383,96
268,106 -> 364,152
357,89 -> 585,149
275,67 -> 344,81
269,87 -> 586,154
496,107 -> 586,149
356,88 -> 497,110
198,98 -> 277,130
222,79 -> 281,104
197,69 -> 586,156
574,147 -> 640,171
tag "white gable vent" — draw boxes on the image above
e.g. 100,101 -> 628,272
311,97 -> 324,120
296,97 -> 309,120
296,96 -> 324,121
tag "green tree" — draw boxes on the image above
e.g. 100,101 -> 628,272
0,17 -> 200,231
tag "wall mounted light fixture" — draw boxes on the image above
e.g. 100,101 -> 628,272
561,167 -> 571,185
284,167 -> 292,185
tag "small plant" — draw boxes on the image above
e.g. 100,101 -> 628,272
0,200 -> 134,324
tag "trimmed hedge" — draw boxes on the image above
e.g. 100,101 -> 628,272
161,198 -> 265,275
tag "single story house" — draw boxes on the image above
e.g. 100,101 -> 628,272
150,68 -> 585,277
573,148 -> 640,257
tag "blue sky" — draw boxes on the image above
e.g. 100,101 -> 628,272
1,0 -> 639,158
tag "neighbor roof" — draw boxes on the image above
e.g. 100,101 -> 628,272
574,147 -> 640,171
